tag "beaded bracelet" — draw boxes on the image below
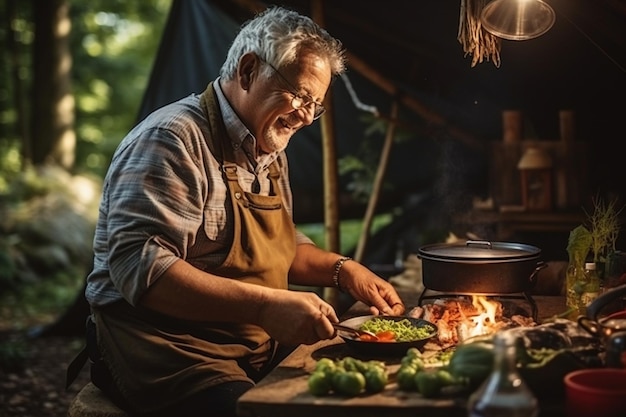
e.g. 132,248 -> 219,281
332,256 -> 352,292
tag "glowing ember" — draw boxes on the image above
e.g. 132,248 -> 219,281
408,295 -> 534,349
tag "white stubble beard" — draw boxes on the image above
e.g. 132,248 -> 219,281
262,126 -> 291,153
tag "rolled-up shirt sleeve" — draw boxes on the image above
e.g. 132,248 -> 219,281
104,124 -> 206,305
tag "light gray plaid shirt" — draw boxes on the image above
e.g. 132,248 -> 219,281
86,80 -> 312,307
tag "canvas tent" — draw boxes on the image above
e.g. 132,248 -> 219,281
137,0 -> 626,264
35,0 -> 626,336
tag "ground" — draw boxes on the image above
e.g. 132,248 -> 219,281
0,320 -> 91,417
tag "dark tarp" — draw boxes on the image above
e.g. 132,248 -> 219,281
137,0 -> 626,263
137,0 -> 494,225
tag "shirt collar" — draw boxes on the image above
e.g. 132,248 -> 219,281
213,78 -> 250,150
213,78 -> 278,168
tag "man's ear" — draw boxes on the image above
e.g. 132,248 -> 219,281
238,53 -> 259,91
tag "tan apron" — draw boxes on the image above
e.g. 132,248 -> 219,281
93,83 -> 297,413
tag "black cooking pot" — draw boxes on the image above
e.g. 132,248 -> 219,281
418,240 -> 546,294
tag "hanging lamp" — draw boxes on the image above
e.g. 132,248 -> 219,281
481,0 -> 556,41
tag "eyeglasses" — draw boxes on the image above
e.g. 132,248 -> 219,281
261,59 -> 326,120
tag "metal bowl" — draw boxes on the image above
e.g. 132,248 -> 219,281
336,315 -> 438,357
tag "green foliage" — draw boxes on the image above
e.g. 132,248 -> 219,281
0,339 -> 28,373
0,248 -> 17,292
70,0 -> 172,177
0,270 -> 83,326
297,213 -> 392,254
0,143 -> 23,194
567,196 -> 624,267
0,1 -> 34,149
0,0 -> 171,177
585,195 -> 623,262
0,165 -> 98,327
338,111 -> 427,204
566,225 -> 592,267
0,1 -> 170,324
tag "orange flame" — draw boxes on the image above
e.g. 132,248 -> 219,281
467,295 -> 500,338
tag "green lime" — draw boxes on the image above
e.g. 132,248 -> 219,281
333,370 -> 366,396
405,347 -> 422,359
308,371 -> 332,396
366,360 -> 386,372
314,358 -> 336,374
415,371 -> 442,398
435,369 -> 455,386
401,355 -> 424,370
364,367 -> 388,393
396,365 -> 418,391
339,357 -> 360,372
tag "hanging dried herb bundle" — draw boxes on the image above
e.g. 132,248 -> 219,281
585,196 -> 623,263
458,0 -> 502,67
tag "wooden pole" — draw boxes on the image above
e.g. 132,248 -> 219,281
311,0 -> 343,310
354,101 -> 399,263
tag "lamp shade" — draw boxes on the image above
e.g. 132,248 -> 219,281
481,0 -> 556,41
517,147 -> 552,170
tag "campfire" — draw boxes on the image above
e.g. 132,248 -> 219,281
408,295 -> 536,350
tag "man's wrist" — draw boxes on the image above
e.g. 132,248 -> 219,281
332,256 -> 352,292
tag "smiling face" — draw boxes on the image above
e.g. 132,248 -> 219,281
226,50 -> 332,154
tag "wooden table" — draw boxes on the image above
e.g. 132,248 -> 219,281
236,290 -> 568,417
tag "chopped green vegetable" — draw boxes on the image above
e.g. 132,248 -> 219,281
359,318 -> 435,342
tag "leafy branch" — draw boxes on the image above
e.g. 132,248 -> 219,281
584,195 -> 623,262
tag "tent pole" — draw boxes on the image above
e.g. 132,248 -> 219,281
346,51 -> 483,151
353,101 -> 399,263
310,0 -> 343,311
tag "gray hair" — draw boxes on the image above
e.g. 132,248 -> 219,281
219,7 -> 346,81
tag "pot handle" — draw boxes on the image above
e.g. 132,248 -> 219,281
466,240 -> 492,249
529,261 -> 548,285
577,316 -> 602,337
585,283 -> 626,320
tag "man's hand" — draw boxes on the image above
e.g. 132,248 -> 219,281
338,260 -> 406,316
257,289 -> 339,346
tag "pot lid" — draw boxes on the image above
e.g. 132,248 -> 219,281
418,240 -> 541,261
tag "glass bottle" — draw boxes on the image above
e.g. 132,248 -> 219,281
580,262 -> 600,309
565,261 -> 586,316
467,332 -> 539,417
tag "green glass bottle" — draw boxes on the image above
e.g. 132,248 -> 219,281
580,262 -> 600,309
565,261 -> 586,316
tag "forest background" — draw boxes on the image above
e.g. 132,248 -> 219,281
1,0 -> 380,347
0,0 -> 173,331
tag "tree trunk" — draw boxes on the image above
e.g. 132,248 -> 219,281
5,0 -> 31,161
31,0 -> 75,169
